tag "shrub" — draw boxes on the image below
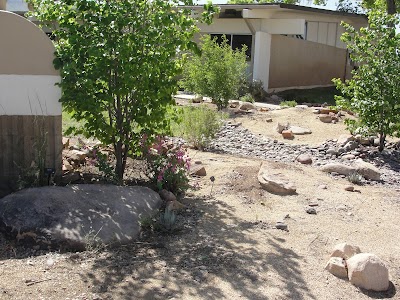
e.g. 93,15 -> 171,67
240,93 -> 255,103
170,105 -> 226,149
347,172 -> 363,185
141,136 -> 191,195
180,34 -> 248,110
247,80 -> 268,102
333,12 -> 400,151
280,100 -> 297,107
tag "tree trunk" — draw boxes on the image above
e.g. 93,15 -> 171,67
378,132 -> 386,152
386,0 -> 397,14
115,140 -> 124,182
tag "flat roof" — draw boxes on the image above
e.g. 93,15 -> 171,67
183,3 -> 367,20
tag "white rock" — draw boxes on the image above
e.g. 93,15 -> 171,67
347,253 -> 389,291
325,257 -> 348,279
353,159 -> 381,181
289,125 -> 312,135
320,163 -> 356,176
274,122 -> 288,134
296,154 -> 312,165
331,242 -> 361,259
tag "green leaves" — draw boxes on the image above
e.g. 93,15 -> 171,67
27,0 -> 215,179
180,34 -> 248,110
333,11 -> 400,151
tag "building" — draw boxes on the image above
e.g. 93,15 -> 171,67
187,3 -> 368,92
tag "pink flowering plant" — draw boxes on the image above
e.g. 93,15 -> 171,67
141,135 -> 191,195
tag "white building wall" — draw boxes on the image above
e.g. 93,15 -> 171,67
0,75 -> 61,115
253,31 -> 271,91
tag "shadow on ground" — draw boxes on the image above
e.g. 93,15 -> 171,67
79,194 -> 316,299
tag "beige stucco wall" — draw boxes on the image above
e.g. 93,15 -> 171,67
268,34 -> 347,89
0,1 -> 6,10
0,10 -> 58,76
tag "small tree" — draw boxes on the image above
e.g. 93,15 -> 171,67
27,0 -> 216,181
333,11 -> 400,151
180,34 -> 248,110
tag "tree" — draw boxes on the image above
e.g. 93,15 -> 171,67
333,11 -> 400,151
362,0 -> 398,13
180,35 -> 248,110
337,0 -> 362,13
26,0 -> 216,181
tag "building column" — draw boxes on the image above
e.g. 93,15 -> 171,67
253,31 -> 272,91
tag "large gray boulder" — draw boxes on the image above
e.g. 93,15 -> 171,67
353,159 -> 381,181
0,185 -> 162,251
320,163 -> 356,176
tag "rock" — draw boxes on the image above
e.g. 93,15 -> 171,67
239,102 -> 256,111
295,105 -> 309,109
289,125 -> 312,135
344,185 -> 355,192
344,141 -> 358,151
338,134 -> 355,146
229,100 -> 240,108
265,118 -> 273,122
166,199 -> 185,211
0,185 -> 162,251
320,163 -> 356,176
275,221 -> 288,231
353,159 -> 381,181
62,137 -> 70,149
325,257 -> 348,279
67,150 -> 87,164
320,108 -> 338,114
347,253 -> 389,291
319,115 -> 333,123
259,107 -> 270,112
341,154 -> 355,160
61,171 -> 81,185
258,163 -> 296,195
318,184 -> 328,189
159,189 -> 177,202
296,154 -> 312,165
281,130 -> 294,139
306,207 -> 317,214
331,242 -> 361,259
274,122 -> 288,134
190,165 -> 207,176
192,94 -> 203,103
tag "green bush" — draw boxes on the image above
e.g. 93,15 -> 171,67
239,93 -> 255,103
170,105 -> 226,149
280,100 -> 297,107
180,35 -> 248,110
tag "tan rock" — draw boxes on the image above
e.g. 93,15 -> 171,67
258,163 -> 296,195
296,154 -> 312,165
338,134 -> 355,146
166,199 -> 185,211
320,163 -> 356,176
239,102 -> 256,111
319,115 -> 333,123
353,159 -> 381,181
159,189 -> 177,202
331,242 -> 361,259
289,125 -> 312,135
190,165 -> 206,177
325,257 -> 348,279
274,122 -> 288,133
347,253 -> 389,291
344,185 -> 355,192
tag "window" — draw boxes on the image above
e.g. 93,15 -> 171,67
210,34 -> 252,60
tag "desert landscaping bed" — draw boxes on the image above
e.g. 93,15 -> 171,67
0,104 -> 399,300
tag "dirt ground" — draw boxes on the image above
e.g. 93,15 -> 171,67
1,107 -> 399,300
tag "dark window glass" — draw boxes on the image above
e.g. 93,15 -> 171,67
232,35 -> 252,60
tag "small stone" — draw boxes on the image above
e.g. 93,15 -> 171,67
265,118 -> 273,122
308,202 -> 319,207
341,154 -> 355,160
318,184 -> 328,190
306,207 -> 317,214
275,222 -> 288,231
190,165 -> 206,177
344,185 -> 354,192
319,115 -> 333,123
46,258 -> 55,267
296,154 -> 312,165
281,130 -> 294,139
239,102 -> 256,111
159,189 -> 177,202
